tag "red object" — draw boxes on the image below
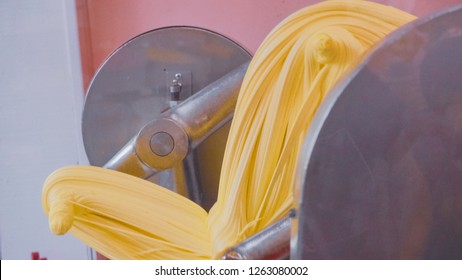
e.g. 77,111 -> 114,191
31,252 -> 47,260
31,252 -> 39,260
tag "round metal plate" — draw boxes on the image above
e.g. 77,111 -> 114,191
293,6 -> 462,259
82,27 -> 251,207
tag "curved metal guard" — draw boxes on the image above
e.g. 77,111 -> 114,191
293,5 -> 462,259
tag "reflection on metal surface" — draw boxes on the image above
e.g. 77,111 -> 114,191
293,5 -> 462,259
83,27 -> 251,209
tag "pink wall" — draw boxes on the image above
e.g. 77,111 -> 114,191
77,0 -> 462,91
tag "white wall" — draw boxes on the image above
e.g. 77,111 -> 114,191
0,0 -> 90,259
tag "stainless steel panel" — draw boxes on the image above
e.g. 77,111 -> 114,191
293,5 -> 462,259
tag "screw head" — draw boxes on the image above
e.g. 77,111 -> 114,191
150,132 -> 174,156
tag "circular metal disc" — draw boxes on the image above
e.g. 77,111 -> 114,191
294,6 -> 462,259
82,27 -> 251,206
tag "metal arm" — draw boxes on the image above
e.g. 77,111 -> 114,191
104,62 -> 249,177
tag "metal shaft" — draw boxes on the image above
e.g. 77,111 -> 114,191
221,217 -> 291,260
104,62 -> 249,177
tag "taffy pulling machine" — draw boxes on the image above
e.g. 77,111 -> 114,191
81,6 -> 462,259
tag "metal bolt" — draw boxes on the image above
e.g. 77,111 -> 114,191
150,132 -> 174,156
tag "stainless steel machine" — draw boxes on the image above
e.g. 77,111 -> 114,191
83,27 -> 251,211
82,5 -> 462,259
